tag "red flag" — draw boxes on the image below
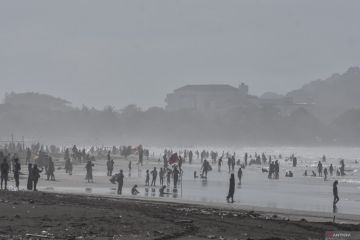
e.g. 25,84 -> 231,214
168,153 -> 179,165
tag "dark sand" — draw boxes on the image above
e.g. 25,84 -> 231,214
0,191 -> 359,240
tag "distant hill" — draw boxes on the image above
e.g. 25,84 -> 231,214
3,92 -> 72,112
331,108 -> 360,143
287,67 -> 360,112
2,67 -> 360,146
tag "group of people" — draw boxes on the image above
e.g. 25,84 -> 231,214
145,166 -> 181,190
26,163 -> 43,191
0,156 -> 21,190
0,144 -> 347,214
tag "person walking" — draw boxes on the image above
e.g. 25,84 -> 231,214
86,160 -> 94,183
226,173 -> 235,203
13,158 -> 21,190
32,164 -> 43,191
333,180 -> 340,209
0,158 -> 9,190
27,163 -> 33,190
145,170 -> 150,186
150,167 -> 158,187
116,170 -> 124,195
237,167 -> 243,185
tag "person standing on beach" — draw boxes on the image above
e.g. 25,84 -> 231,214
145,170 -> 150,186
189,150 -> 193,165
107,158 -> 114,176
317,161 -> 323,177
173,166 -> 179,189
46,157 -> 55,181
107,151 -> 111,162
138,145 -> 144,166
329,164 -> 334,176
116,170 -> 124,195
159,168 -> 164,185
32,164 -> 43,191
274,160 -> 280,179
13,158 -> 21,190
237,167 -> 243,185
128,160 -> 132,175
226,173 -> 235,203
227,157 -> 231,173
27,163 -> 33,190
26,148 -> 32,164
324,167 -> 328,181
151,167 -> 158,186
218,157 -> 222,172
231,155 -> 236,172
0,158 -> 9,190
166,169 -> 171,186
86,160 -> 94,183
333,180 -> 339,207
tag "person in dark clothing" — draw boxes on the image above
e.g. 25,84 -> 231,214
85,160 -> 94,183
333,180 -> 339,208
324,168 -> 328,181
13,158 -> 21,190
317,161 -> 323,177
151,167 -> 158,186
131,184 -> 139,195
159,185 -> 167,196
226,173 -> 235,203
1,158 -> 10,190
292,157 -> 297,167
218,157 -> 222,172
145,170 -> 150,186
32,164 -> 43,191
46,157 -> 55,181
329,164 -> 334,176
116,170 -> 124,195
237,167 -> 243,185
128,160 -> 132,176
339,160 -> 345,176
138,146 -> 144,166
274,160 -> 280,179
227,157 -> 232,173
189,151 -> 193,164
159,168 -> 164,185
173,166 -> 180,189
107,159 -> 114,176
26,148 -> 31,164
27,163 -> 33,190
166,169 -> 171,186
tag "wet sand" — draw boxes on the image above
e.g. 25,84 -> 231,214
29,148 -> 360,216
0,191 -> 360,240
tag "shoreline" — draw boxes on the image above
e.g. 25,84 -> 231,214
41,189 -> 360,224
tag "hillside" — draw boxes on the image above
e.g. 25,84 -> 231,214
287,67 -> 360,121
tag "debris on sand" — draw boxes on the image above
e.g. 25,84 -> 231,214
174,219 -> 193,224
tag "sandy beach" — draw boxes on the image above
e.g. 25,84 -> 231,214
0,190 -> 359,240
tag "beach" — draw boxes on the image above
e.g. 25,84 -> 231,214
1,191 -> 360,240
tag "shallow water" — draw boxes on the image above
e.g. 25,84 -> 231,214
21,146 -> 360,216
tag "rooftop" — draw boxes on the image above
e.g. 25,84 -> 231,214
174,84 -> 238,93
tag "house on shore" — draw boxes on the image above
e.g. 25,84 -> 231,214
165,83 -> 251,113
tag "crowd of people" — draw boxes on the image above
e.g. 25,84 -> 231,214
0,142 -> 352,212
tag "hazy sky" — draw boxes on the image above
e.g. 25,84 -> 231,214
1,0 -> 359,109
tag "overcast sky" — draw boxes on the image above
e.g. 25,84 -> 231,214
1,0 -> 359,109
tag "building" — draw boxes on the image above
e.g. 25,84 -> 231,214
165,83 -> 250,112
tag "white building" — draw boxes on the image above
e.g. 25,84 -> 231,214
165,83 -> 250,112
